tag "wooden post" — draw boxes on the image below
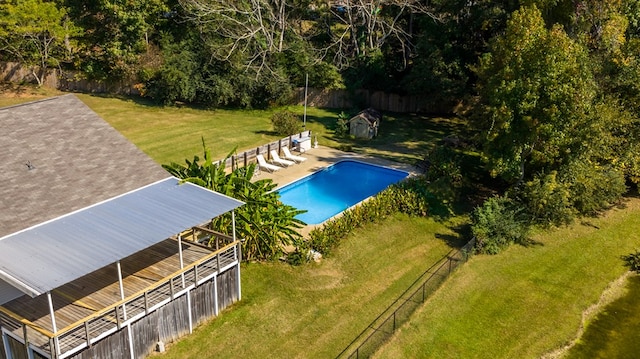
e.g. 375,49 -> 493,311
22,323 -> 30,359
213,275 -> 219,316
170,278 -> 175,300
84,321 -> 91,348
178,235 -> 185,288
267,144 -> 271,159
244,152 -> 248,168
144,292 -> 149,315
115,306 -> 121,330
278,139 -> 282,154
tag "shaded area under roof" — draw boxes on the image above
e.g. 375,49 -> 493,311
0,177 -> 243,300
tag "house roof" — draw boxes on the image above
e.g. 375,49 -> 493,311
0,94 -> 169,238
0,94 -> 244,303
0,177 -> 243,300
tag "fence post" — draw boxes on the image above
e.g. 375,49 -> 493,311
393,311 -> 396,332
267,144 -> 271,159
244,152 -> 248,168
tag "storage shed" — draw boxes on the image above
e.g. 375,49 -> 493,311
349,108 -> 381,139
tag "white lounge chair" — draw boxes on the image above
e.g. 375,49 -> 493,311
282,146 -> 307,163
270,150 -> 295,167
256,154 -> 281,173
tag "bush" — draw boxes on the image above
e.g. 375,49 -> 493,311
622,249 -> 640,273
334,111 -> 350,137
271,111 -> 302,136
520,171 -> 576,227
309,176 -> 429,255
471,195 -> 530,254
560,161 -> 626,216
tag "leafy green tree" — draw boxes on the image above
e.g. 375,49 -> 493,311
62,0 -> 169,79
474,5 -> 597,183
0,0 -> 80,85
163,141 -> 305,261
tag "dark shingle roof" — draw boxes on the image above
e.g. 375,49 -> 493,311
0,94 -> 169,237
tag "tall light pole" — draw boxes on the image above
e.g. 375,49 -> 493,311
303,73 -> 308,130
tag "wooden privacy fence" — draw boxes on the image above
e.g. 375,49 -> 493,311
336,238 -> 476,359
294,88 -> 458,114
0,230 -> 241,359
221,130 -> 313,171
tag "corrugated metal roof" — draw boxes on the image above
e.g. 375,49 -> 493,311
0,177 -> 243,299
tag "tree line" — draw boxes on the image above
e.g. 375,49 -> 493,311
3,0 -> 640,255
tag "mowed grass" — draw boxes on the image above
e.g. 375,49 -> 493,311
75,94 -> 342,165
373,199 -> 640,359
565,274 -> 640,359
156,214 -> 464,358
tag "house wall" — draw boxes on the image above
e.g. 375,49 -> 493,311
67,268 -> 238,359
1,267 -> 239,359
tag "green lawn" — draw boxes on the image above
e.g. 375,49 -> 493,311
565,273 -> 640,359
374,200 -> 640,359
158,214 -> 463,358
75,94 -> 343,165
3,87 -> 638,358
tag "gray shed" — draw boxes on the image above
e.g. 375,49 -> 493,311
349,108 -> 381,139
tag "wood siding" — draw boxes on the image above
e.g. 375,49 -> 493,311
64,267 -> 239,359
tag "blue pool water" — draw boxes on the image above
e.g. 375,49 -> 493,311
277,160 -> 409,225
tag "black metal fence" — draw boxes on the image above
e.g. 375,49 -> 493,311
336,238 -> 476,359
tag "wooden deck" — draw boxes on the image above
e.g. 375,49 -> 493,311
2,238 -> 212,336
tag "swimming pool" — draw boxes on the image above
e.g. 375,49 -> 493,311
277,160 -> 409,225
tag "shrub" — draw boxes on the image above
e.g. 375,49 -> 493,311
520,171 -> 576,227
471,195 -> 530,254
560,161 -> 626,216
334,111 -> 349,137
308,176 -> 429,255
271,111 -> 302,136
622,250 -> 640,273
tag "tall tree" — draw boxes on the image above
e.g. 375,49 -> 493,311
63,0 -> 169,79
0,0 -> 79,85
474,5 -> 597,183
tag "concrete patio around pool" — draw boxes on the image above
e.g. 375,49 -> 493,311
254,145 -> 419,234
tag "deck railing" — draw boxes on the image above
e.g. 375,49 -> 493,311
0,239 -> 240,359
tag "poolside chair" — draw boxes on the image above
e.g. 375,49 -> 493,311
270,150 -> 295,167
256,154 -> 281,173
282,146 -> 307,163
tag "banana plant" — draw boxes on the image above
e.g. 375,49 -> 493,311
163,139 -> 305,261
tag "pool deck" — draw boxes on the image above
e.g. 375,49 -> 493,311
254,145 -> 419,236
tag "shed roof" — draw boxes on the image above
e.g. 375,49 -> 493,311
0,94 -> 169,238
349,107 -> 382,126
0,177 -> 244,300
